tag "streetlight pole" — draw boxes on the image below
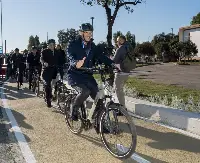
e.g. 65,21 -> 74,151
47,32 -> 49,42
171,28 -> 173,37
148,36 -> 150,42
91,17 -> 94,38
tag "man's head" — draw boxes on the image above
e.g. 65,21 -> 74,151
48,39 -> 56,51
32,46 -> 37,54
79,23 -> 93,43
117,35 -> 126,47
56,44 -> 61,50
15,48 -> 19,54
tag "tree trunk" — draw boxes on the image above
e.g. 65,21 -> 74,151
107,23 -> 113,56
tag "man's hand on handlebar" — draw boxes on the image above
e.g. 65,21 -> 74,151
114,64 -> 121,71
44,62 -> 48,67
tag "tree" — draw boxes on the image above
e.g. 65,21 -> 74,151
35,35 -> 40,47
81,0 -> 143,54
126,31 -> 136,50
171,40 -> 198,62
151,32 -> 178,61
134,42 -> 155,60
191,12 -> 200,25
39,41 -> 48,50
57,28 -> 79,49
96,41 -> 109,56
27,35 -> 36,50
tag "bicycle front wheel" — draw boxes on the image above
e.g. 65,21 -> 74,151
64,94 -> 83,134
99,103 -> 137,159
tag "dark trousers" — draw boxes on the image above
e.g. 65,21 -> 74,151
72,78 -> 98,109
42,67 -> 57,101
57,67 -> 64,80
17,68 -> 24,85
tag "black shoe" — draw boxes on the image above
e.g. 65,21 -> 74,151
47,100 -> 51,108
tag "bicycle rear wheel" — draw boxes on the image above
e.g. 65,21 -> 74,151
16,73 -> 20,90
35,79 -> 40,96
99,103 -> 137,159
64,94 -> 83,134
57,84 -> 68,113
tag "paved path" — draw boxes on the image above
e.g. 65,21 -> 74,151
0,81 -> 200,163
134,63 -> 200,90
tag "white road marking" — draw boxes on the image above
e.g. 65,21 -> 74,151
0,86 -> 36,163
116,144 -> 151,163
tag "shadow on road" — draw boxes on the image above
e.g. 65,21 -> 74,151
0,123 -> 31,144
0,109 -> 31,145
2,84 -> 35,100
137,125 -> 200,153
78,133 -> 166,163
0,107 -> 34,130
118,121 -> 200,153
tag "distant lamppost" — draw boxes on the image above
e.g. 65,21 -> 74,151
148,36 -> 150,42
171,28 -> 174,37
91,17 -> 94,38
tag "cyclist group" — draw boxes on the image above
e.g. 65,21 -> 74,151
6,23 -> 134,122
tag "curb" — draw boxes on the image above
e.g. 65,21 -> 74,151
125,96 -> 200,136
63,81 -> 200,136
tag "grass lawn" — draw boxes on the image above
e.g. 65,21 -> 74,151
125,77 -> 200,103
94,74 -> 200,106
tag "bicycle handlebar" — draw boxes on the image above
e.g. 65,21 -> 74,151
78,64 -> 120,74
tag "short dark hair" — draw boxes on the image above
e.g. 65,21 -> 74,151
119,35 -> 126,41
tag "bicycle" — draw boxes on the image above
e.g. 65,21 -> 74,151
64,65 -> 137,159
31,67 -> 40,96
53,79 -> 69,113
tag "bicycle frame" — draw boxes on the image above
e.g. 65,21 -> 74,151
87,82 -> 105,122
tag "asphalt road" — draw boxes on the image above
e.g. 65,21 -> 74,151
0,81 -> 200,163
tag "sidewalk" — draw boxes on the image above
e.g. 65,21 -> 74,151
63,80 -> 200,136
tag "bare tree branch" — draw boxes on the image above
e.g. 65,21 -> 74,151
119,0 -> 142,7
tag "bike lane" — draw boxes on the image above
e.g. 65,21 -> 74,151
1,81 -> 200,163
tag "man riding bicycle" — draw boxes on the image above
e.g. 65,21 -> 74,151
27,46 -> 41,90
56,44 -> 66,81
41,39 -> 59,107
11,48 -> 25,87
67,23 -> 119,121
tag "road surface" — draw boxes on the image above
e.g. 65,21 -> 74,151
0,81 -> 200,163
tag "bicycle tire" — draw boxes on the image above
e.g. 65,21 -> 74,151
99,103 -> 137,159
17,82 -> 20,90
35,79 -> 40,96
64,94 -> 83,134
16,73 -> 20,90
56,91 -> 65,113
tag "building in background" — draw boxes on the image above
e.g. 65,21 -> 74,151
179,24 -> 200,58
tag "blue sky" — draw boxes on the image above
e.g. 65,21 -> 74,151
2,0 -> 200,52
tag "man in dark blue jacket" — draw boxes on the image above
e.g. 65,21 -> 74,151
67,23 -> 118,121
